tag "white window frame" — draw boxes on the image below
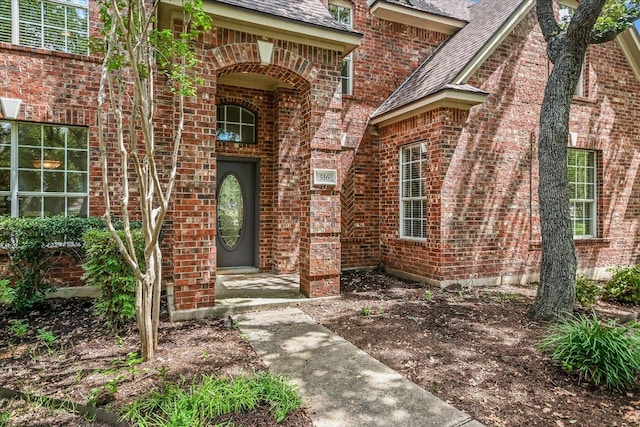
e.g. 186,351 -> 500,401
568,149 -> 596,238
0,121 -> 89,218
0,0 -> 89,55
328,1 -> 354,95
399,142 -> 427,241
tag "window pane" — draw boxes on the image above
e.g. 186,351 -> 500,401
0,170 -> 9,191
43,148 -> 65,168
0,145 -> 10,168
241,125 -> 254,143
43,196 -> 65,216
19,170 -> 41,191
18,123 -> 41,146
227,105 -> 240,122
19,195 -> 42,217
66,127 -> 87,149
0,194 -> 10,215
0,0 -> 11,43
67,196 -> 86,216
66,172 -> 86,192
43,171 -> 64,192
18,147 -> 41,168
67,150 -> 87,171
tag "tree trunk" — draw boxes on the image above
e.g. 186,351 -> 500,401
529,42 -> 584,320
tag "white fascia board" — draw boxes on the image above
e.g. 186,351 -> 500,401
371,90 -> 487,126
367,0 -> 465,35
616,28 -> 640,83
160,0 -> 361,53
455,0 -> 535,84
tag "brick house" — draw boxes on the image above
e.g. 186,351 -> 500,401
1,0 -> 640,315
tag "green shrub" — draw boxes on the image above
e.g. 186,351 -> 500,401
539,314 -> 640,390
604,266 -> 640,304
0,216 -> 104,312
82,229 -> 145,328
575,275 -> 601,309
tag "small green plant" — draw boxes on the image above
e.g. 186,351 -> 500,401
82,229 -> 145,329
539,313 -> 640,390
37,328 -> 57,351
9,319 -> 29,339
362,306 -> 372,316
122,371 -> 302,425
604,266 -> 640,304
575,275 -> 601,308
424,289 -> 434,302
497,293 -> 519,303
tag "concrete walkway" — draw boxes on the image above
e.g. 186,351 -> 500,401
234,307 -> 484,427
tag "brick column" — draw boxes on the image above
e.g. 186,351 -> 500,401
170,79 -> 217,310
299,81 -> 342,297
274,88 -> 302,273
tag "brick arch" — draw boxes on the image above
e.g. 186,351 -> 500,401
215,97 -> 262,115
209,43 -> 316,89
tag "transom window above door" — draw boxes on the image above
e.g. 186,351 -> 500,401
216,105 -> 257,144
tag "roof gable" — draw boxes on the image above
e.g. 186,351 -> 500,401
372,0 -> 533,124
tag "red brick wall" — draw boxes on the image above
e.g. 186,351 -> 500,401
339,0 -> 451,269
378,9 -> 640,284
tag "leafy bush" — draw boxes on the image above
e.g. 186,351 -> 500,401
604,266 -> 640,304
122,371 -> 302,425
0,216 -> 104,312
539,314 -> 640,390
83,229 -> 145,328
575,275 -> 601,309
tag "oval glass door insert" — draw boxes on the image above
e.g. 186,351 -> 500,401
217,173 -> 244,250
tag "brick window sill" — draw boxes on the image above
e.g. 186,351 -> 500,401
528,237 -> 611,250
0,42 -> 101,64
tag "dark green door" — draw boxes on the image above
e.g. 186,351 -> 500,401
216,160 -> 257,268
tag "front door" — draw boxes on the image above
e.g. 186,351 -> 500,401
216,160 -> 257,268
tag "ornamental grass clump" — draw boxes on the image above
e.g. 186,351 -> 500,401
539,314 -> 640,391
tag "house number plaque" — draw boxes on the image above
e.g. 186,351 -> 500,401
313,169 -> 337,186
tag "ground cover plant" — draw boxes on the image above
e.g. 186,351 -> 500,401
539,314 -> 640,390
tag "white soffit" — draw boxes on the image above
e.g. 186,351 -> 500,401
367,0 -> 465,35
617,28 -> 640,83
371,89 -> 487,126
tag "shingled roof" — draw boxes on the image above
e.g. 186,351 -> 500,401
213,0 -> 355,33
372,0 -> 531,119
377,0 -> 471,21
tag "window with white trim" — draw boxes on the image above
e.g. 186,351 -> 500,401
0,121 -> 89,217
400,142 -> 427,240
0,0 -> 89,55
328,1 -> 353,95
216,105 -> 257,144
568,149 -> 596,238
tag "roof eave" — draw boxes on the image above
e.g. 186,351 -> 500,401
159,0 -> 362,53
367,0 -> 466,35
616,27 -> 640,83
371,88 -> 488,127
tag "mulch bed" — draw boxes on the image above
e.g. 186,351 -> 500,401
2,271 -> 640,426
301,270 -> 640,427
0,298 -> 312,426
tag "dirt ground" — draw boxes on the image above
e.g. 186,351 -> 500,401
0,298 -> 312,426
2,270 -> 640,426
301,270 -> 640,427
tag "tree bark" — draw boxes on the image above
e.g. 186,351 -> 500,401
529,51 -> 580,320
529,0 -> 606,320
